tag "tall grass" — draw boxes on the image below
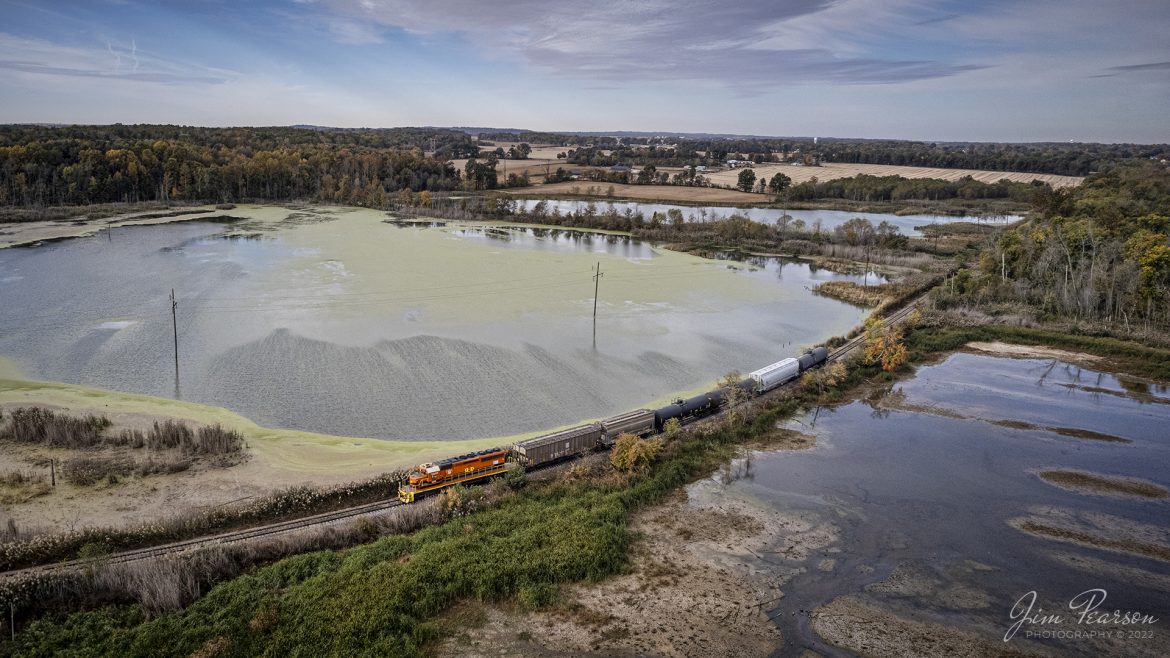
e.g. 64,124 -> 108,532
0,472 -> 406,572
0,409 -> 244,457
0,408 -> 110,448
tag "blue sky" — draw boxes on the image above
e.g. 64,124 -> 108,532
1,0 -> 1167,142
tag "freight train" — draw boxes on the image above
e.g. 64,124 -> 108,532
397,346 -> 829,503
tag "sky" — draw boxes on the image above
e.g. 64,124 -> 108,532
0,0 -> 1167,143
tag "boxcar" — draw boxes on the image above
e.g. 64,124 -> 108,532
513,423 -> 603,467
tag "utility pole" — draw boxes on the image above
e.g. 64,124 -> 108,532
170,289 -> 180,396
592,262 -> 604,349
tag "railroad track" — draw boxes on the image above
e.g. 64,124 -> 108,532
2,499 -> 404,579
827,295 -> 923,363
3,296 -> 928,579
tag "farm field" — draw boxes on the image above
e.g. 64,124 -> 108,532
703,162 -> 1085,189
504,181 -> 763,204
450,143 -> 571,182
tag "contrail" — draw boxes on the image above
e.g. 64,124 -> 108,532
107,40 -> 121,71
131,37 -> 139,71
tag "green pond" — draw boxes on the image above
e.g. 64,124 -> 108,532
0,206 -> 874,440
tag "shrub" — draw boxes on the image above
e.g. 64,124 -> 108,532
0,407 -> 110,447
610,433 -> 662,475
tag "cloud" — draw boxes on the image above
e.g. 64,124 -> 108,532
1106,61 -> 1170,73
311,0 -> 982,86
0,33 -> 234,85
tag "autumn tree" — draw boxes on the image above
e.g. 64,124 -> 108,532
719,370 -> 747,426
801,361 -> 847,396
610,432 -> 661,475
862,317 -> 908,372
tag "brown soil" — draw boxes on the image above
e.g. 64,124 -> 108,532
436,485 -> 840,657
812,596 -> 1054,658
965,341 -> 1101,364
1010,507 -> 1170,563
1037,469 -> 1169,499
988,421 -> 1130,443
0,406 -> 393,534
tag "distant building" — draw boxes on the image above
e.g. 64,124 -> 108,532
609,164 -> 632,173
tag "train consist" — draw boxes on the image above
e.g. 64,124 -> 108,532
397,346 -> 829,503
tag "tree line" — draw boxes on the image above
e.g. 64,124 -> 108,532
975,161 -> 1170,326
784,174 -> 1041,203
474,130 -> 1167,177
0,125 -> 477,207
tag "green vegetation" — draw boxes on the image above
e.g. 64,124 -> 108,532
4,398 -> 791,657
784,173 -> 1042,204
971,162 -> 1170,327
486,130 -> 1163,176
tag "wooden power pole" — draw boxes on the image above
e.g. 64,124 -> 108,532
592,262 -> 604,349
170,289 -> 180,394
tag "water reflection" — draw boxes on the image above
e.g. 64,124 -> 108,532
0,213 -> 872,439
515,199 -> 1020,237
704,353 -> 1170,654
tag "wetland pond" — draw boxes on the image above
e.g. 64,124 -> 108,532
0,206 -> 876,440
514,199 -> 1020,237
694,351 -> 1170,657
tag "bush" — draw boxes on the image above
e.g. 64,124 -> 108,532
503,467 -> 527,491
610,433 -> 662,475
62,457 -> 130,486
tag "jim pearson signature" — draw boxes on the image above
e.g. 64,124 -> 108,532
1005,589 -> 1159,642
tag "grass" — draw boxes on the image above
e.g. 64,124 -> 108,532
904,324 -> 1170,381
0,408 -> 110,448
0,472 -> 406,572
0,408 -> 246,457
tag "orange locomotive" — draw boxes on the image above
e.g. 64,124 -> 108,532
397,447 -> 509,503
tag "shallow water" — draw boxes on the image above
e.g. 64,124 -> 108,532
0,206 -> 871,440
690,353 -> 1170,656
515,199 -> 1019,237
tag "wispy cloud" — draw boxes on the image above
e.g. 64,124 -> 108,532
1106,61 -> 1170,73
312,0 -> 983,86
0,33 -> 234,85
327,19 -> 384,45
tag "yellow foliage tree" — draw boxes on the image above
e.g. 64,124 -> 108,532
862,317 -> 909,372
610,432 -> 661,475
